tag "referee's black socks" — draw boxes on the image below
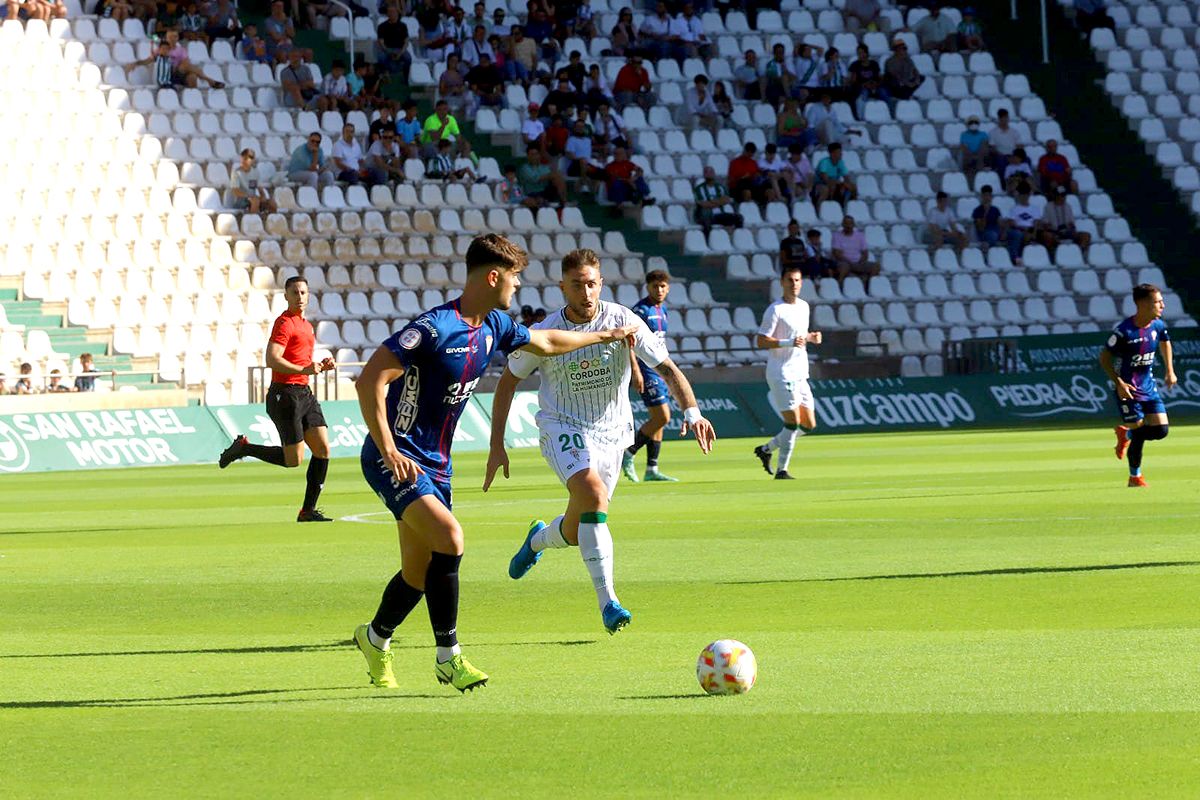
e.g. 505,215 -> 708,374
243,442 -> 287,467
302,457 -> 329,511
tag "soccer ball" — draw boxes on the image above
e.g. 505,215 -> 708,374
696,639 -> 757,695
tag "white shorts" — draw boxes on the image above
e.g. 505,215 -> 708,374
767,374 -> 814,413
539,423 -> 622,500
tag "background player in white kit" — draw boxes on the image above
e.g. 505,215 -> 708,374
484,249 -> 716,634
753,265 -> 822,480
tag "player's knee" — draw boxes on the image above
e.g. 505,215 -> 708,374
1147,425 -> 1169,441
284,451 -> 303,467
311,443 -> 331,459
430,522 -> 464,555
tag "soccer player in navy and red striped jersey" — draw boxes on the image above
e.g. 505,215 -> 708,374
219,276 -> 337,521
1100,283 -> 1177,487
351,233 -> 636,692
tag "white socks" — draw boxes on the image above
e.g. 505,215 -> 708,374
436,644 -> 462,663
367,626 -> 390,651
578,513 -> 617,610
776,427 -> 800,473
530,515 -> 570,553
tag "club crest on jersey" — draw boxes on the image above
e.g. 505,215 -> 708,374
399,329 -> 422,350
485,335 -> 493,354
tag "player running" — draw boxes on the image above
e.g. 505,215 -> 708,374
218,276 -> 337,522
621,269 -> 679,482
1100,283 -> 1177,487
483,249 -> 716,634
753,265 -> 822,480
351,235 -> 637,691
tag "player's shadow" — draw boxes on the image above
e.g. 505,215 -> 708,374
0,686 -> 452,709
0,526 -> 140,537
723,560 -> 1200,585
617,693 -> 707,701
0,639 -> 597,661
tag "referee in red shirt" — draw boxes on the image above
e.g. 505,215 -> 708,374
219,276 -> 337,522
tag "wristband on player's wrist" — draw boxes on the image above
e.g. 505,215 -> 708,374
778,340 -> 795,349
683,407 -> 702,424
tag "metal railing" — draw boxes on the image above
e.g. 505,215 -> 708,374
0,368 -> 170,394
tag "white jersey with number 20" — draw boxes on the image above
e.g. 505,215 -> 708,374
757,298 -> 811,380
506,301 -> 670,448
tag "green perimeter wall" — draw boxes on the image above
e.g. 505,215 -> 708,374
2,347 -> 1197,474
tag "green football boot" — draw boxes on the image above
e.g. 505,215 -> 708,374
643,468 -> 678,482
353,624 -> 398,688
621,451 -> 639,482
435,654 -> 489,693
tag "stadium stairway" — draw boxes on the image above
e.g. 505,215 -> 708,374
980,0 -> 1200,317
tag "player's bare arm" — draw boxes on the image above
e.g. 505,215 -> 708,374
1098,349 -> 1134,400
1162,341 -> 1177,388
267,342 -> 335,375
629,346 -> 645,394
355,346 -> 425,483
520,325 -> 638,356
482,367 -> 522,491
655,357 -> 716,453
755,334 -> 811,349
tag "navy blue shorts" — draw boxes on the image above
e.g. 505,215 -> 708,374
361,451 -> 452,520
638,366 -> 670,408
1116,393 -> 1166,424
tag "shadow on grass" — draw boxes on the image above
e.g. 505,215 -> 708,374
723,560 -> 1200,586
1,639 -> 597,660
0,686 -> 454,709
0,526 -> 145,537
617,693 -> 707,701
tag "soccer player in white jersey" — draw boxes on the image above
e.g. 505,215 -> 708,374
753,265 -> 822,480
484,249 -> 717,633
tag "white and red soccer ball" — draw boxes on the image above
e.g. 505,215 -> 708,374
696,639 -> 757,695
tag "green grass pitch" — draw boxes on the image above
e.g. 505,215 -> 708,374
2,427 -> 1198,797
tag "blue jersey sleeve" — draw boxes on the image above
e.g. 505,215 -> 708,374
384,315 -> 438,369
1157,319 -> 1170,342
632,300 -> 652,324
492,311 -> 532,355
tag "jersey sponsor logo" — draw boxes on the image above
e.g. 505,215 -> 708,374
414,316 -> 439,340
444,346 -> 476,354
399,328 -> 422,350
444,377 -> 479,405
395,368 -> 420,434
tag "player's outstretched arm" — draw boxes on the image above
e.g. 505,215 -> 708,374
355,346 -> 424,483
656,357 -> 716,454
521,325 -> 639,356
1162,341 -> 1178,388
483,368 -> 521,492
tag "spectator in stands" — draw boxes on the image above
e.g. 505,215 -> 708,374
492,7 -> 512,39
777,97 -> 816,152
820,47 -> 850,104
14,363 -> 33,394
161,29 -> 225,87
125,40 -> 192,89
74,354 -> 97,392
505,26 -> 537,84
421,100 -> 461,156
605,146 -> 654,210
179,1 -> 208,44
672,2 -> 710,62
572,0 -> 597,41
913,6 -> 957,53
318,59 -> 355,114
883,38 -> 923,100
972,185 -> 1011,251
959,115 -> 990,185
608,7 -> 640,57
426,138 -> 478,183
352,59 -> 385,110
438,52 -> 468,114
757,143 -> 793,202
1037,139 -> 1079,195
520,305 -> 537,327
584,64 -> 614,111
926,191 -> 967,254
693,166 -> 743,234
784,145 -> 815,200
1002,182 -> 1039,265
206,0 -> 241,42
533,307 -> 547,323
734,50 -> 763,101
461,23 -> 495,67
545,72 -> 584,116
849,44 -> 888,120
957,7 -> 984,52
416,5 -> 453,62
764,42 -> 796,107
240,24 -> 271,64
524,6 -> 561,67
728,142 -> 773,204
376,5 -> 413,76
48,369 -> 71,393
814,142 -> 857,206
367,129 -> 405,184
1038,185 -> 1091,254
805,93 -> 859,145
280,49 -> 319,108
614,54 -> 654,111
500,163 -> 540,208
467,2 -> 490,35
711,80 -> 734,122
792,42 -> 824,105
393,103 -> 421,156
563,119 -> 605,193
1004,147 -> 1034,195
988,108 -> 1021,174
563,50 -> 587,91
831,215 -> 880,284
331,125 -> 369,186
288,132 -> 335,188
544,114 -> 570,158
842,0 -> 887,33
263,1 -> 300,64
779,219 -> 810,277
446,5 -> 471,50
22,0 -> 66,21
522,103 -> 546,149
1074,0 -> 1115,33
638,1 -> 673,61
804,228 -> 837,279
684,75 -> 722,134
94,0 -> 133,22
518,145 -> 568,207
229,148 -> 278,213
465,52 -> 505,115
593,101 -> 630,155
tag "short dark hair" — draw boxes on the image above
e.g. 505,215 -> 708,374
829,142 -> 842,152
806,228 -> 821,238
645,269 -> 670,286
331,58 -> 346,70
561,248 -> 601,274
1132,283 -> 1161,303
936,191 -> 948,200
981,184 -> 993,193
503,162 -> 516,173
781,264 -> 805,277
998,108 -> 1010,117
285,276 -> 307,290
466,233 -> 528,273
